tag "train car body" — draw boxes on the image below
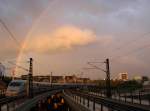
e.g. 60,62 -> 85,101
5,80 -> 95,97
5,80 -> 27,97
5,80 -> 52,97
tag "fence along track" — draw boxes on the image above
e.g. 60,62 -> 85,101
69,90 -> 150,111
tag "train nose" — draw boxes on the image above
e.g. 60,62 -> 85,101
6,91 -> 17,96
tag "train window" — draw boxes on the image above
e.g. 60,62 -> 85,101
9,82 -> 22,87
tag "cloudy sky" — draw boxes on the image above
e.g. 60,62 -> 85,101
0,0 -> 150,79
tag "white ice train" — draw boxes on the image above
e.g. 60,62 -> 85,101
5,80 -> 27,97
5,80 -> 53,97
5,80 -> 72,97
5,80 -> 93,97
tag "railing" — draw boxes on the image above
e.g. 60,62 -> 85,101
16,90 -> 61,111
68,90 -> 150,111
15,87 -> 91,111
0,95 -> 26,111
0,84 -> 83,111
15,85 -> 83,111
4,84 -> 149,111
0,86 -> 62,111
61,91 -> 90,111
82,89 -> 150,106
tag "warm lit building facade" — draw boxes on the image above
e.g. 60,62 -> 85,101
118,72 -> 128,81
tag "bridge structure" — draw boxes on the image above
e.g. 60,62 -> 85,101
0,58 -> 149,111
0,82 -> 150,111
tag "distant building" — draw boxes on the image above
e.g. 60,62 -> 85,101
76,77 -> 91,83
133,76 -> 142,80
65,75 -> 77,83
21,75 -> 91,83
21,75 -> 64,83
143,81 -> 150,91
133,76 -> 142,83
141,76 -> 149,82
52,76 -> 64,83
118,72 -> 128,81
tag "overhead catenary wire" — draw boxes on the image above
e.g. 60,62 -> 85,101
111,42 -> 150,62
91,33 -> 150,79
0,18 -> 21,48
83,61 -> 106,73
115,32 -> 150,50
84,32 -> 150,80
109,42 -> 150,80
108,31 -> 150,59
0,18 -> 31,76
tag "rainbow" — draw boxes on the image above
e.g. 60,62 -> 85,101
15,1 -> 56,76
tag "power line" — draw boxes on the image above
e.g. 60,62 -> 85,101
117,32 -> 150,50
8,61 -> 29,72
84,59 -> 112,97
111,43 -> 150,62
111,44 -> 150,78
83,61 -> 106,72
109,31 -> 150,59
0,18 -> 21,48
111,48 -> 150,80
104,32 -> 150,79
